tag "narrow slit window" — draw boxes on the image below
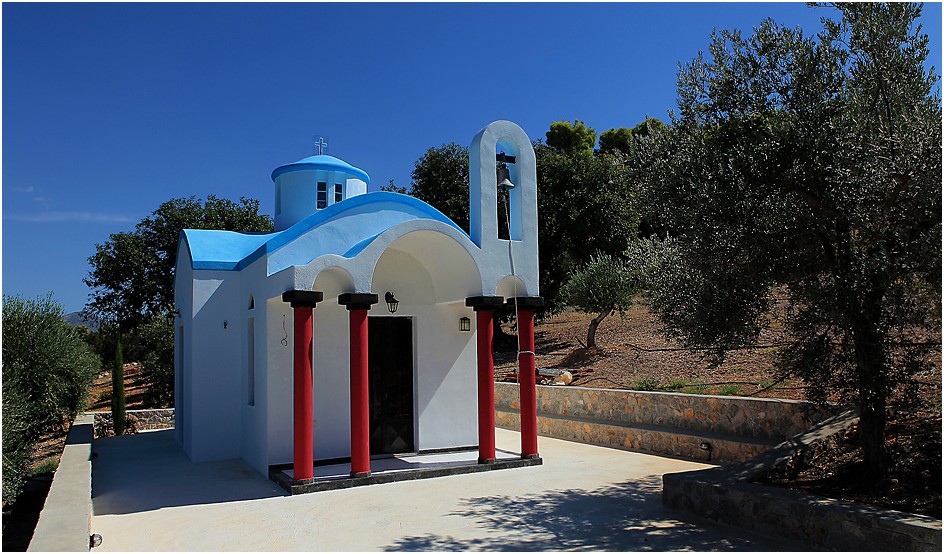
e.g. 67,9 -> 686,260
334,183 -> 343,204
247,318 -> 255,406
317,182 -> 327,209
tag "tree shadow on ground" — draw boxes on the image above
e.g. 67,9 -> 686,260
384,476 -> 806,551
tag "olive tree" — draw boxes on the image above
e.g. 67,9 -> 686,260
635,3 -> 941,478
560,253 -> 637,349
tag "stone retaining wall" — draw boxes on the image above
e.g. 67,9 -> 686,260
91,409 -> 174,438
662,410 -> 943,551
495,383 -> 831,463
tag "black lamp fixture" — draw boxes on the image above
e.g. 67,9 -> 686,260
165,309 -> 180,327
385,291 -> 399,314
459,316 -> 471,332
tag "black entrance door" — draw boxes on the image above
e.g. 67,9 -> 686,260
368,317 -> 415,454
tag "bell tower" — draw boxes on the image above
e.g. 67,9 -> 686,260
469,120 -> 539,295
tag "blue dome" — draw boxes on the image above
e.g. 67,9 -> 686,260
270,154 -> 370,184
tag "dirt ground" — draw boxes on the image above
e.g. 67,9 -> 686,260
497,305 -> 941,401
86,362 -> 151,413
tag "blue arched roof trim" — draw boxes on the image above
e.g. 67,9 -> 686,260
270,154 -> 370,184
181,192 -> 468,271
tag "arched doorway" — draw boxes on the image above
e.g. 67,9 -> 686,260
369,230 -> 483,453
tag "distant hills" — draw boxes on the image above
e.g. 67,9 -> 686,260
63,311 -> 99,331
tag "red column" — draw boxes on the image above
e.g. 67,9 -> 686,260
349,308 -> 371,477
517,308 -> 539,458
293,306 -> 314,480
476,309 -> 496,463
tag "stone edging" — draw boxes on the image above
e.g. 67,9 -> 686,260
662,409 -> 943,551
27,414 -> 93,552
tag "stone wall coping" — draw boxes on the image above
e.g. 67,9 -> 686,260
28,414 -> 93,552
86,408 -> 174,415
497,381 -> 812,406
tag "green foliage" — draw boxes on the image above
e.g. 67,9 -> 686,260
623,237 -> 679,293
536,144 -> 641,309
630,117 -> 664,139
133,317 -> 175,406
598,119 -> 665,155
546,120 -> 597,155
561,253 -> 638,317
29,458 -> 59,477
2,294 -> 100,505
598,127 -> 635,155
717,385 -> 743,396
85,195 -> 273,331
632,377 -> 660,391
380,179 -> 407,194
111,342 -> 126,436
406,143 -> 470,232
561,253 -> 639,348
666,378 -> 688,391
84,195 -> 271,405
634,3 -> 941,477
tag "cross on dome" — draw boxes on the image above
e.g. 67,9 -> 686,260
314,136 -> 328,155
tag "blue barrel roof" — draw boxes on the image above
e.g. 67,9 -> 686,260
270,154 -> 370,184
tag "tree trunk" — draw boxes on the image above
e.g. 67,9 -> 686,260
587,310 -> 611,349
852,313 -> 888,480
492,313 -> 518,352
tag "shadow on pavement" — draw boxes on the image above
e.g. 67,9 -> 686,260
92,430 -> 286,515
384,476 -> 808,551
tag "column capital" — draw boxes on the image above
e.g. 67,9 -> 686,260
506,296 -> 545,309
282,290 -> 324,308
338,293 -> 379,311
465,296 -> 504,311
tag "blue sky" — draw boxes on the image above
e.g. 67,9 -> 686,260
3,2 -> 941,314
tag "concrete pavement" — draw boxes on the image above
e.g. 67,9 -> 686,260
91,428 -> 807,551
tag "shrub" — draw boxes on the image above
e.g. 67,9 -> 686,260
2,294 -> 100,505
134,317 -> 174,407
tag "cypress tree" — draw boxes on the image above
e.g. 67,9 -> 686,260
111,341 -> 126,435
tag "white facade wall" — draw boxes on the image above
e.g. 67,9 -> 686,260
173,251 -> 194,454
239,257 -> 270,475
265,296 -> 295,468
187,271 -> 243,461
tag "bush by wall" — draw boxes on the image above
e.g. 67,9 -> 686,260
1,294 -> 100,506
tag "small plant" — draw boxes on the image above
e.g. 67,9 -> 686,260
665,379 -> 688,391
717,384 -> 743,396
690,384 -> 711,395
29,458 -> 59,477
632,377 -> 660,391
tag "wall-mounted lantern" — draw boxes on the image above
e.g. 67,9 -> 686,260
459,316 -> 471,332
385,291 -> 399,314
166,309 -> 180,327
